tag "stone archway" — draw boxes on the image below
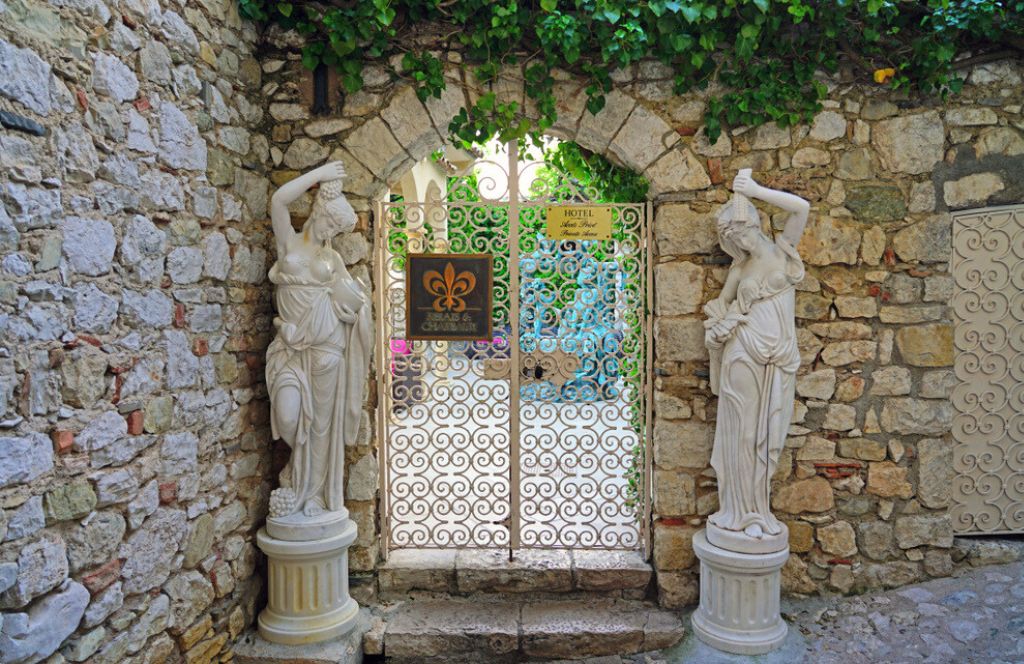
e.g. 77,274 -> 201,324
295,71 -> 721,605
328,77 -> 712,207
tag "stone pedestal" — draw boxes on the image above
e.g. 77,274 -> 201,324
691,529 -> 789,656
256,511 -> 359,645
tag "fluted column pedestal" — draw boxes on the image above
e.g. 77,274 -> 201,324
691,529 -> 789,655
256,511 -> 359,645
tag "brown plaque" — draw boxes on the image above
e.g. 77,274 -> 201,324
406,254 -> 493,341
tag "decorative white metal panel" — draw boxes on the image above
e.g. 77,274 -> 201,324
950,204 -> 1024,535
375,143 -> 652,553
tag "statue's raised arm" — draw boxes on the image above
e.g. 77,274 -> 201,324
731,170 -> 810,248
270,161 -> 347,254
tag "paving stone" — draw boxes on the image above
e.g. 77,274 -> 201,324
457,549 -> 573,593
385,600 -> 519,658
572,550 -> 651,591
521,600 -> 647,659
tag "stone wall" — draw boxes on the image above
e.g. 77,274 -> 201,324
256,35 -> 1024,609
3,7 -> 1022,661
0,1 -> 275,662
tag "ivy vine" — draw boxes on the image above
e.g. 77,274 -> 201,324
239,1 -> 1024,146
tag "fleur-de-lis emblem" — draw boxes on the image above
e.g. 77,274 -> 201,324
423,262 -> 476,313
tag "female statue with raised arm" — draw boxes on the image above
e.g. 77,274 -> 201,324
703,169 -> 810,554
265,161 -> 372,520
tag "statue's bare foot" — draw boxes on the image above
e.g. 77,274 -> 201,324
744,523 -> 764,539
302,498 -> 325,517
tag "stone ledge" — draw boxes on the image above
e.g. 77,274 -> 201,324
378,548 -> 652,598
382,598 -> 684,661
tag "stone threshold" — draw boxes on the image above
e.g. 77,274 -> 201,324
378,548 -> 652,599
382,597 -> 684,661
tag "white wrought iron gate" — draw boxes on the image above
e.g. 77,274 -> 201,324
374,143 -> 652,555
951,204 -> 1024,535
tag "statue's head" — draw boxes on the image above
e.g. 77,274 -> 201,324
716,195 -> 766,260
306,178 -> 356,242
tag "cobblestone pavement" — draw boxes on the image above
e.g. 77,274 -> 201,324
617,557 -> 1024,664
781,560 -> 1024,664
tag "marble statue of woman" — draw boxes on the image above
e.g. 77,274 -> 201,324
703,169 -> 809,554
266,161 -> 372,521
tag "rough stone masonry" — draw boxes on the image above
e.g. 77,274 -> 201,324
0,1 -> 274,662
1,2 -> 1023,664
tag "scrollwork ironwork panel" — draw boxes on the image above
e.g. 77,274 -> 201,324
517,204 -> 646,549
380,196 -> 513,549
378,144 -> 650,551
951,205 -> 1024,535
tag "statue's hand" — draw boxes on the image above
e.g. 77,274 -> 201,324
703,297 -> 728,322
315,161 -> 346,183
732,172 -> 761,198
274,317 -> 299,345
333,278 -> 365,313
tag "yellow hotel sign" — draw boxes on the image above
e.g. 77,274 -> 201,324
545,205 -> 613,240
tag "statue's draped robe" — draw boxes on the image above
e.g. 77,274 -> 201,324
266,263 -> 372,513
708,237 -> 804,536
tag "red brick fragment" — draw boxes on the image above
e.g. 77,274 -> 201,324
174,303 -> 186,328
133,96 -> 150,112
883,247 -> 896,265
52,430 -> 74,454
193,338 -> 209,357
676,125 -> 698,136
159,482 -> 177,504
658,517 -> 690,526
82,559 -> 122,594
828,558 -> 853,565
78,334 -> 103,347
121,13 -> 137,29
814,461 -> 862,479
707,158 -> 724,185
126,410 -> 144,435
75,88 -> 88,111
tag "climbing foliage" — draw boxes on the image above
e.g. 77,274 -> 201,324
239,1 -> 1024,145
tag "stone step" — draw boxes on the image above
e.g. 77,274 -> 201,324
382,598 -> 684,661
379,548 -> 652,600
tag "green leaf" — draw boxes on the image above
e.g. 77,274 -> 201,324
540,0 -> 557,11
477,92 -> 496,112
680,6 -> 700,23
276,2 -> 292,17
